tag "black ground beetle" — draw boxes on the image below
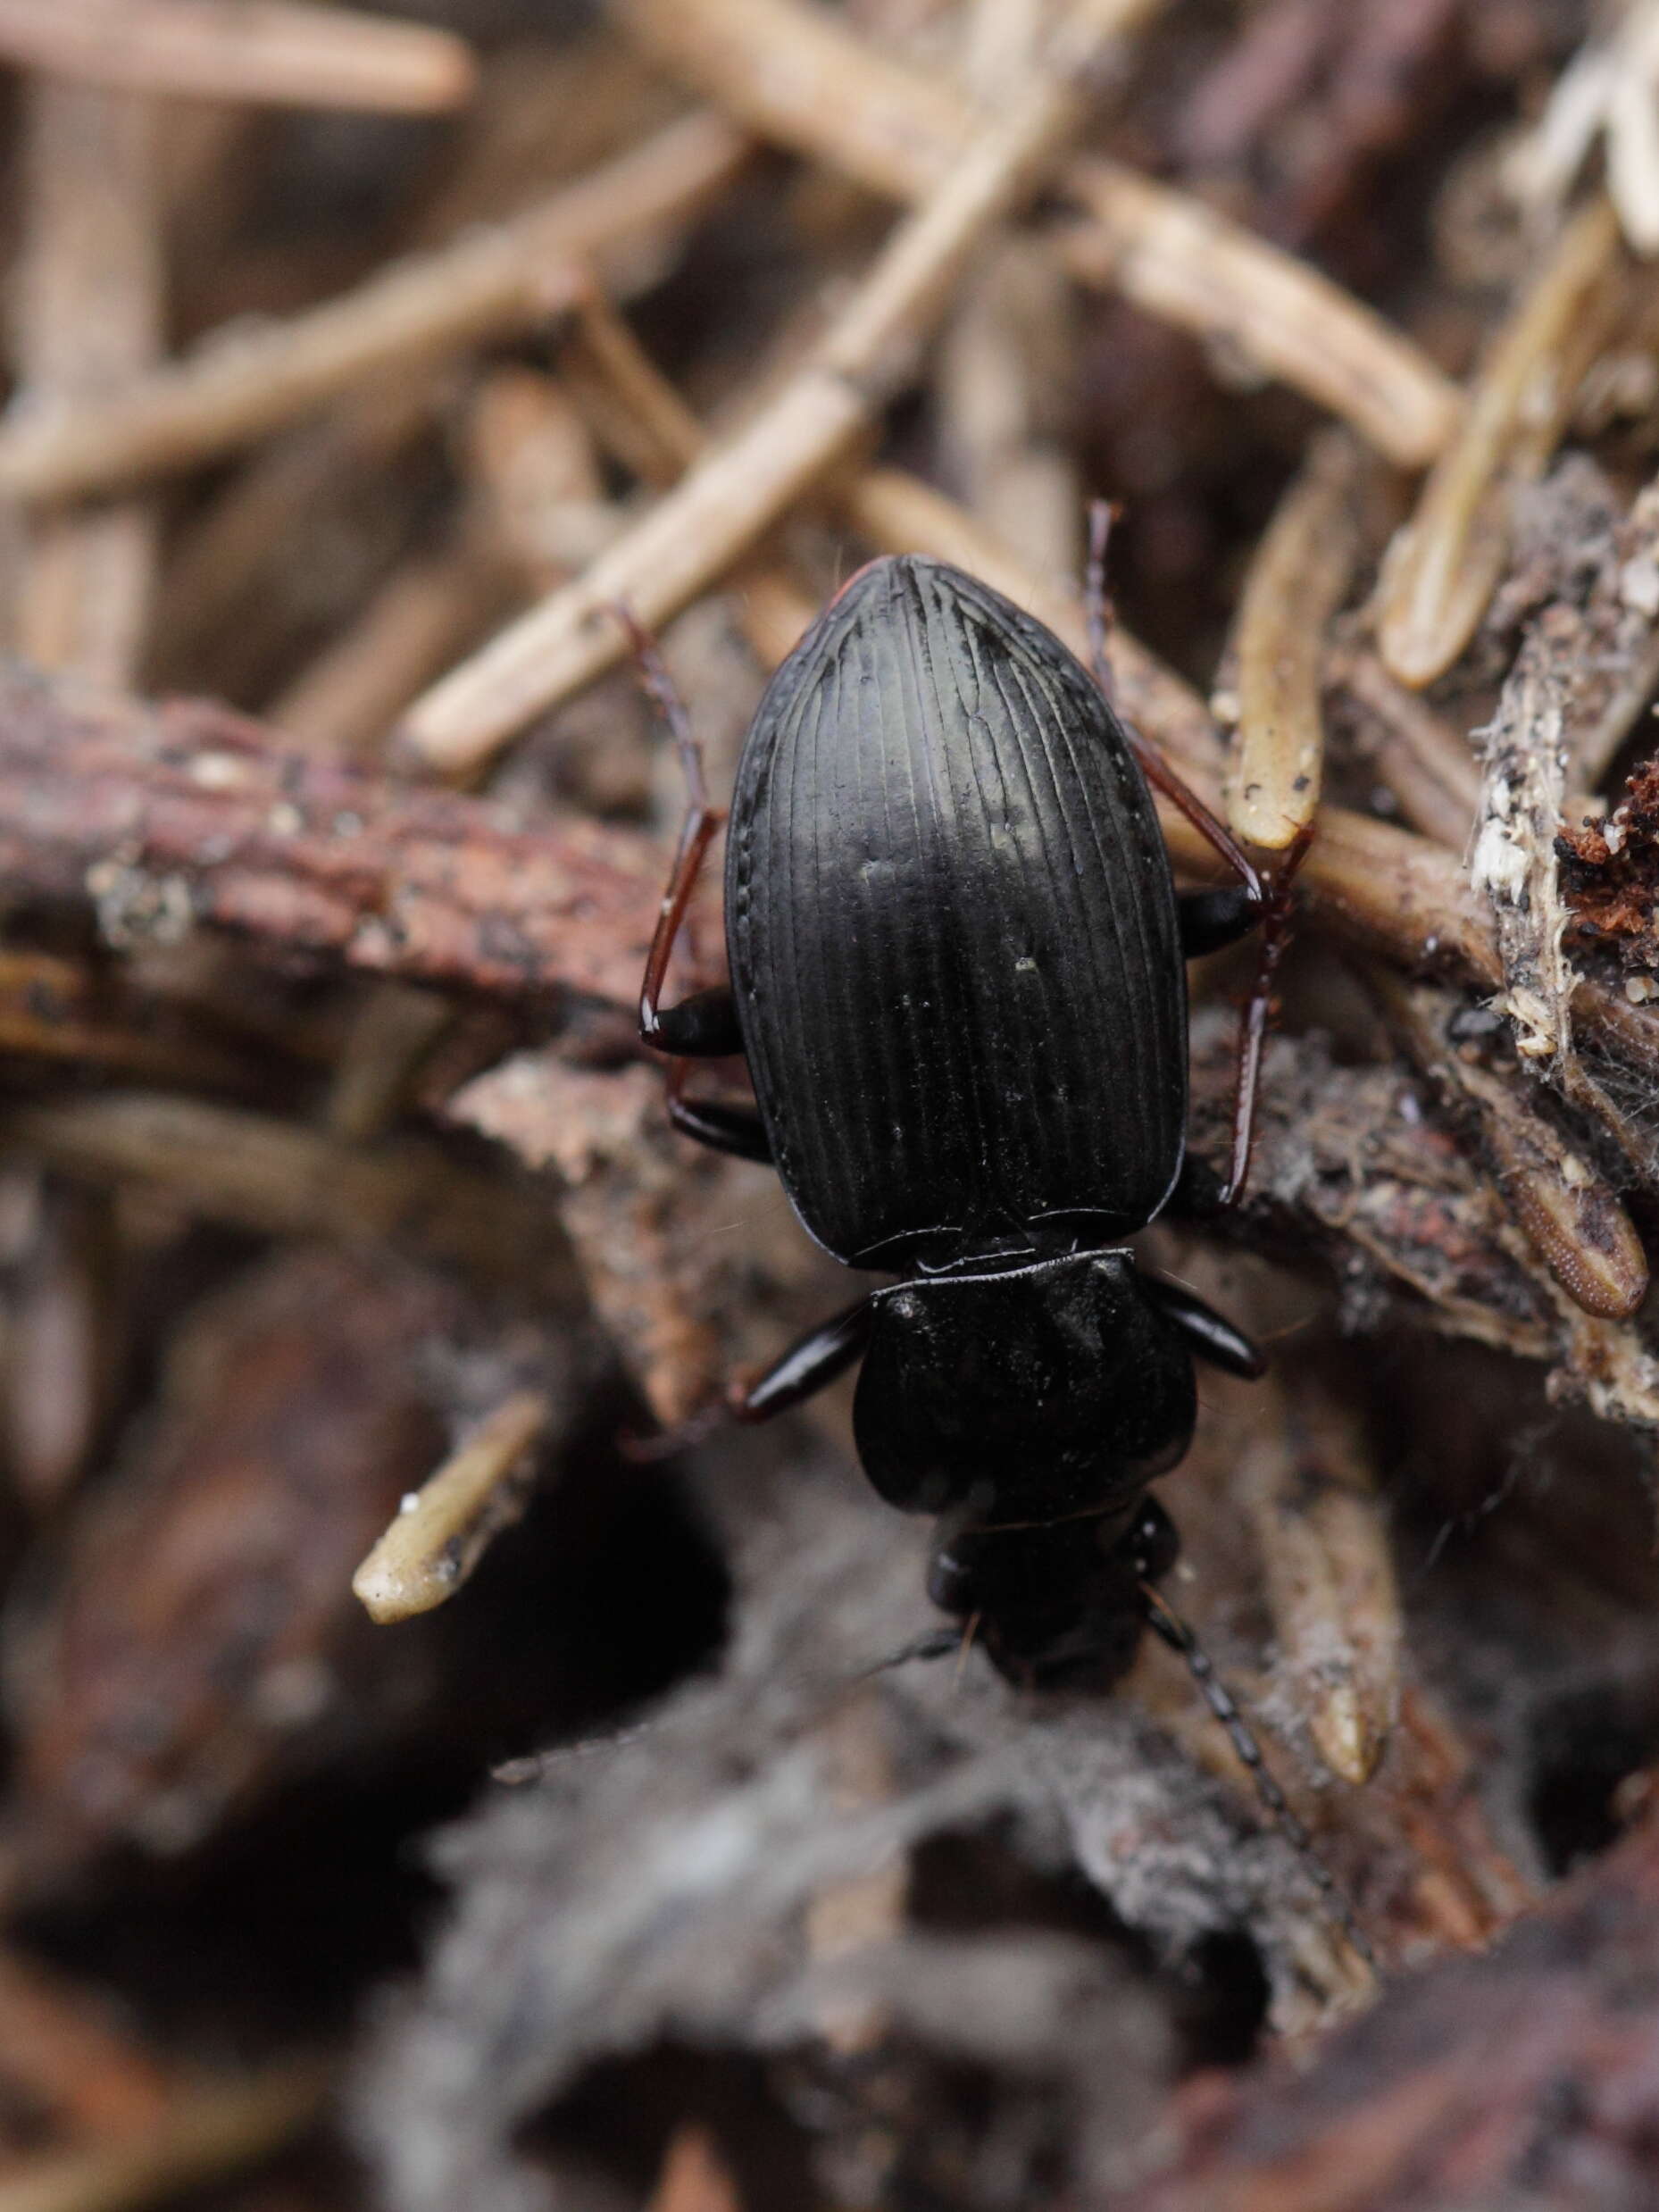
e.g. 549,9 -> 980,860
629,525 -> 1355,1938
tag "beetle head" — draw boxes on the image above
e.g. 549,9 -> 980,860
926,1496 -> 1180,1690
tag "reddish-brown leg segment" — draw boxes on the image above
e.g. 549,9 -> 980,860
618,603 -> 740,1056
617,603 -> 766,1168
1084,501 -> 1312,1208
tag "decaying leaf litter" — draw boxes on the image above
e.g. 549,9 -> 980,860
5,0 -> 1659,2206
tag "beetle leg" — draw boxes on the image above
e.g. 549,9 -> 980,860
666,1056 -> 772,1162
1179,888 -> 1258,958
625,1296 -> 870,1463
617,602 -> 739,1057
1213,822 -> 1313,1208
1084,500 -> 1267,907
1140,1273 -> 1265,1378
1085,506 -> 1316,1210
729,1296 -> 874,1422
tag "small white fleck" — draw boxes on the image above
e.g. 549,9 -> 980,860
1621,554 -> 1659,616
188,751 -> 248,789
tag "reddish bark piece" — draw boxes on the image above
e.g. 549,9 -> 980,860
1559,756 -> 1659,965
0,663 -> 697,1014
6,1249 -> 454,1863
1119,1805 -> 1659,2212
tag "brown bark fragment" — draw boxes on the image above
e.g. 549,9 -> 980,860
0,663 -> 686,1012
4,1250 -> 455,1866
1118,1805 -> 1659,2212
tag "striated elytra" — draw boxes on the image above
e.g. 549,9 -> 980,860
729,557 -> 1188,1271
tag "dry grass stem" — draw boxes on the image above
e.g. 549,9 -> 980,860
354,1390 -> 554,1624
1237,1370 -> 1401,1786
556,300 -> 822,659
0,1093 -> 568,1291
560,296 -> 706,487
271,542 -> 513,757
1228,430 -> 1363,848
1057,160 -> 1459,470
1377,196 -> 1630,687
613,0 -> 1461,465
14,81 -> 162,682
937,244 -> 1080,580
464,368 -> 608,588
1506,0 -> 1659,255
146,380 -> 441,689
0,0 -> 475,113
1329,648 -> 1480,848
0,948 -> 248,1089
402,49 -> 1094,772
1375,974 -> 1648,1323
325,984 -> 456,1145
0,113 -> 746,504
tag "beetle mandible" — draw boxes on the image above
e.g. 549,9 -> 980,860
633,533 -> 1308,1696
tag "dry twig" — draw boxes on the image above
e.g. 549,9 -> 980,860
1378,196 -> 1630,688
0,1093 -> 572,1293
0,667 -> 676,1012
0,0 -> 473,112
612,0 -> 1460,464
0,113 -> 745,503
1328,647 -> 1481,849
1506,0 -> 1659,255
13,81 -> 162,682
1227,430 -> 1363,849
401,34 -> 1097,771
354,1390 -> 554,1625
1237,1365 -> 1402,1788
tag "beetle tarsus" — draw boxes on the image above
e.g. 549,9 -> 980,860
1215,822 -> 1315,1210
666,1081 -> 772,1162
1141,1273 -> 1266,1378
1179,886 -> 1260,959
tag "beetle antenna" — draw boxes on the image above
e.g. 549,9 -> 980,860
863,1626 -> 963,1674
1084,497 -> 1121,708
1139,1581 -> 1376,1971
611,600 -> 711,810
